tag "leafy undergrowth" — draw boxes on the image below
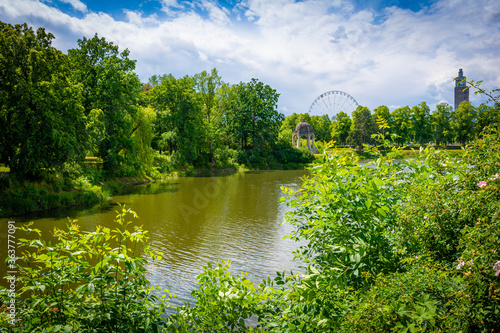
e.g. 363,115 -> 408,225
2,129 -> 500,332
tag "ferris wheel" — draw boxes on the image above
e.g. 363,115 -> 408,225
308,90 -> 359,118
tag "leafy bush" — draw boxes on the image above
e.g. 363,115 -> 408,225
0,206 -> 170,332
167,261 -> 265,332
273,147 -> 314,165
213,147 -> 239,168
165,129 -> 500,332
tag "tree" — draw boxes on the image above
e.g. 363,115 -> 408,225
226,79 -> 283,150
149,75 -> 206,166
430,103 -> 452,145
309,114 -> 332,142
372,105 -> 392,137
0,22 -> 86,180
409,102 -> 431,144
391,106 -> 411,145
450,101 -> 477,144
347,106 -> 373,148
68,34 -> 141,177
331,111 -> 352,145
476,103 -> 499,134
194,68 -> 223,158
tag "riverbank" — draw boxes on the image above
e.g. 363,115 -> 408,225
0,160 -> 312,218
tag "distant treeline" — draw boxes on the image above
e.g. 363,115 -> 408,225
280,101 -> 499,150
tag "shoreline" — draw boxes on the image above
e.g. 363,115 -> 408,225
0,162 -> 310,218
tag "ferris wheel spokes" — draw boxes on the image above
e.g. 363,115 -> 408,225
308,90 -> 359,118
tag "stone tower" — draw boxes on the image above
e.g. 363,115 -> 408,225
454,69 -> 469,109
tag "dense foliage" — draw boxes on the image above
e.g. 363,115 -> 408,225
0,22 -> 86,181
2,125 -> 500,332
161,127 -> 500,332
0,21 -> 302,216
1,207 -> 169,332
281,99 -> 498,149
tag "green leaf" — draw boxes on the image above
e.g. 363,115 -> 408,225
365,199 -> 372,209
377,208 -> 387,217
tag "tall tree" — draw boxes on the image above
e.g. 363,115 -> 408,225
331,111 -> 352,145
149,75 -> 205,166
226,79 -> 283,150
450,101 -> 477,144
409,102 -> 431,144
430,103 -> 452,145
391,106 -> 411,145
194,68 -> 223,157
373,105 -> 392,137
0,22 -> 85,180
348,106 -> 373,148
68,34 -> 141,176
476,103 -> 499,134
309,114 -> 332,142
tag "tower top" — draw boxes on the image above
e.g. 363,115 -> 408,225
455,68 -> 467,87
454,68 -> 469,109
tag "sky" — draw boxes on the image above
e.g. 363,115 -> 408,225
0,0 -> 499,116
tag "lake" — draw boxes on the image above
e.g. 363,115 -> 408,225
0,169 -> 308,308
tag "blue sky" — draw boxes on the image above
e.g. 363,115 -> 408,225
1,0 -> 499,116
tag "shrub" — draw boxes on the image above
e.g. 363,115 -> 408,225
0,206 -> 170,332
213,147 -> 239,168
273,147 -> 315,164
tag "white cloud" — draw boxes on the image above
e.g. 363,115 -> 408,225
58,0 -> 88,13
0,0 -> 499,115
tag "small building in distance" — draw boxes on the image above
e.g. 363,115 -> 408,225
454,68 -> 469,109
292,119 -> 319,154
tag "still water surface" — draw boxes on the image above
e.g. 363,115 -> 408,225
0,170 -> 308,307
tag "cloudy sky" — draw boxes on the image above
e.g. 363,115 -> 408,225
0,0 -> 499,116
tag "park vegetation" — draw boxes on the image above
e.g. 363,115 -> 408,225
2,123 -> 500,332
0,22 -> 314,216
1,21 -> 497,216
283,100 -> 499,150
1,20 -> 500,331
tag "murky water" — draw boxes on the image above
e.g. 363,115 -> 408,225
0,170 -> 308,308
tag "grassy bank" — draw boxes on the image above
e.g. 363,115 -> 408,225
0,159 -> 312,217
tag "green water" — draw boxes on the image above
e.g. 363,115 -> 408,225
0,170 -> 308,307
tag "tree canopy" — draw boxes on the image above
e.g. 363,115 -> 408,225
0,22 -> 86,180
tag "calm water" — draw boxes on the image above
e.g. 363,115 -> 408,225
0,170 -> 308,308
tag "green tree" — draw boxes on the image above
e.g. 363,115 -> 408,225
194,68 -> 223,159
372,105 -> 392,137
430,102 -> 453,145
347,106 -> 373,148
0,22 -> 86,180
128,107 -> 156,172
409,102 -> 431,144
331,111 -> 352,145
226,79 -> 283,150
476,103 -> 499,134
309,114 -> 332,142
391,106 -> 411,144
451,101 -> 477,144
149,75 -> 206,166
214,82 -> 238,148
68,34 -> 141,177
